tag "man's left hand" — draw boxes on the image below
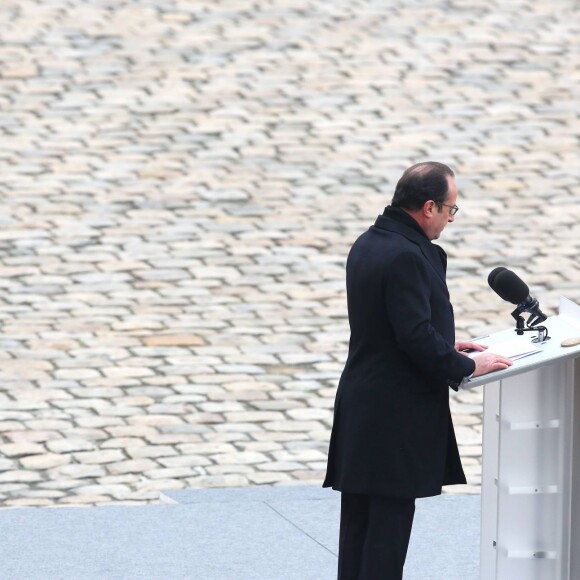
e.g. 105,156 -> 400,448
455,341 -> 488,355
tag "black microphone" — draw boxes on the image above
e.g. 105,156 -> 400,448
488,268 -> 548,326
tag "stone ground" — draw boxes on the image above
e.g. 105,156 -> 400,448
0,0 -> 579,508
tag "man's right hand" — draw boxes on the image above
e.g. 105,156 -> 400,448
471,352 -> 513,377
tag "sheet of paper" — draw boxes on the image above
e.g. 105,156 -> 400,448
470,338 -> 542,361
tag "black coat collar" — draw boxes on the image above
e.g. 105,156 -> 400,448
373,206 -> 447,283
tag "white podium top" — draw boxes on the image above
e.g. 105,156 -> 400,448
463,297 -> 580,389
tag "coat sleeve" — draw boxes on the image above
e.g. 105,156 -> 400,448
384,250 -> 475,382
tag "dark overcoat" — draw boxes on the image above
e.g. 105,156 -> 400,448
323,206 -> 476,499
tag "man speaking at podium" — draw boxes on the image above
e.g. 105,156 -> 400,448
323,162 -> 512,579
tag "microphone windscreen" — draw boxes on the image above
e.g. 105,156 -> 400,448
493,269 -> 529,305
488,266 -> 508,290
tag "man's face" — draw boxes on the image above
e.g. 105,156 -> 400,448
428,176 -> 457,240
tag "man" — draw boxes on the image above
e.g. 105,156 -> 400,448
323,162 -> 512,579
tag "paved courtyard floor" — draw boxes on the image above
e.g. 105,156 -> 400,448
0,486 -> 480,579
0,0 -> 579,507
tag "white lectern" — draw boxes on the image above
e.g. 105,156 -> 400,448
463,297 -> 580,580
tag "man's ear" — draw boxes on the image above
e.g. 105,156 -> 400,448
423,200 -> 435,218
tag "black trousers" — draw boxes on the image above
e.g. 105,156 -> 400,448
337,492 -> 416,580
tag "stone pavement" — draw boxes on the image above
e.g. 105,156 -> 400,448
0,0 -> 579,508
0,486 -> 480,579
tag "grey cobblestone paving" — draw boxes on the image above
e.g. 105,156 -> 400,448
0,0 -> 579,507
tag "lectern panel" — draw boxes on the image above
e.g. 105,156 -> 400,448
499,363 -> 566,424
496,555 -> 556,580
496,492 -> 559,551
498,428 -> 560,486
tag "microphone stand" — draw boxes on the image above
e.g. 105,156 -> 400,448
511,307 -> 550,343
